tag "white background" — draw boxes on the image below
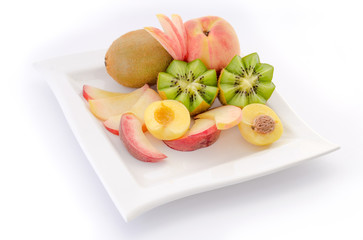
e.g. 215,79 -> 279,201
1,0 -> 362,239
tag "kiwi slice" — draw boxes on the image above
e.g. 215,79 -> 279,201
218,53 -> 275,108
157,59 -> 218,115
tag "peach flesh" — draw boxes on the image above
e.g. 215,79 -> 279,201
144,100 -> 190,140
154,104 -> 175,126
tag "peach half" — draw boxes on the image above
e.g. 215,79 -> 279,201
144,100 -> 190,140
120,112 -> 166,162
238,104 -> 283,146
163,119 -> 220,151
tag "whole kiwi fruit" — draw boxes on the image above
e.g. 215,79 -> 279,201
105,29 -> 173,88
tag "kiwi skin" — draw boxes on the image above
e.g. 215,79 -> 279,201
105,29 -> 173,88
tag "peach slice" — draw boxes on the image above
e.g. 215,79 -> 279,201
163,119 -> 221,151
88,84 -> 149,121
82,85 -> 124,101
103,88 -> 161,135
238,104 -> 283,146
195,105 -> 242,130
145,14 -> 187,60
156,14 -> 185,59
144,27 -> 180,60
104,114 -> 148,135
144,100 -> 190,140
120,112 -> 167,162
171,14 -> 188,60
146,14 -> 240,71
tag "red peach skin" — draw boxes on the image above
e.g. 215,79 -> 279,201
163,119 -> 221,151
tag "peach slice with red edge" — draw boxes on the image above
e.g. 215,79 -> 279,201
195,105 -> 242,130
163,118 -> 221,151
156,14 -> 185,59
103,88 -> 161,135
120,112 -> 166,162
145,14 -> 240,71
145,14 -> 186,60
144,27 -> 179,60
88,84 -> 149,121
144,100 -> 190,140
171,14 -> 188,60
83,85 -> 124,101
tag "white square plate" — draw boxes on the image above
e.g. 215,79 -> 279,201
35,50 -> 339,222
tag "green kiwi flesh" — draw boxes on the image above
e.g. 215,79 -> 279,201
218,53 -> 275,108
157,59 -> 218,115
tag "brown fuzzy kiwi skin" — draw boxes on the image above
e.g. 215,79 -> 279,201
105,29 -> 173,88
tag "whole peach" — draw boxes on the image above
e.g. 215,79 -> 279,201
185,16 -> 240,72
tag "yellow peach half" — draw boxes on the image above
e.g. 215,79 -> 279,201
238,104 -> 283,146
144,100 -> 190,140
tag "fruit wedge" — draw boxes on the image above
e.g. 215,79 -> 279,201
120,112 -> 167,162
83,85 -> 124,101
88,84 -> 149,121
163,118 -> 220,151
145,14 -> 187,60
195,105 -> 242,130
103,88 -> 162,135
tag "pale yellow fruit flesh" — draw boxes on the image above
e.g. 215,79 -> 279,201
144,100 -> 191,140
238,104 -> 283,146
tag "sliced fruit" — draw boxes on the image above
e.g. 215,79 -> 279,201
83,85 -> 124,101
145,14 -> 240,71
104,114 -> 128,135
144,27 -> 179,60
163,119 -> 221,151
105,29 -> 173,87
157,59 -> 218,116
103,88 -> 161,135
171,14 -> 188,60
89,84 -> 148,121
195,105 -> 242,130
156,14 -> 184,60
144,100 -> 190,140
119,112 -> 167,162
145,14 -> 186,61
238,103 -> 283,146
218,53 -> 275,108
